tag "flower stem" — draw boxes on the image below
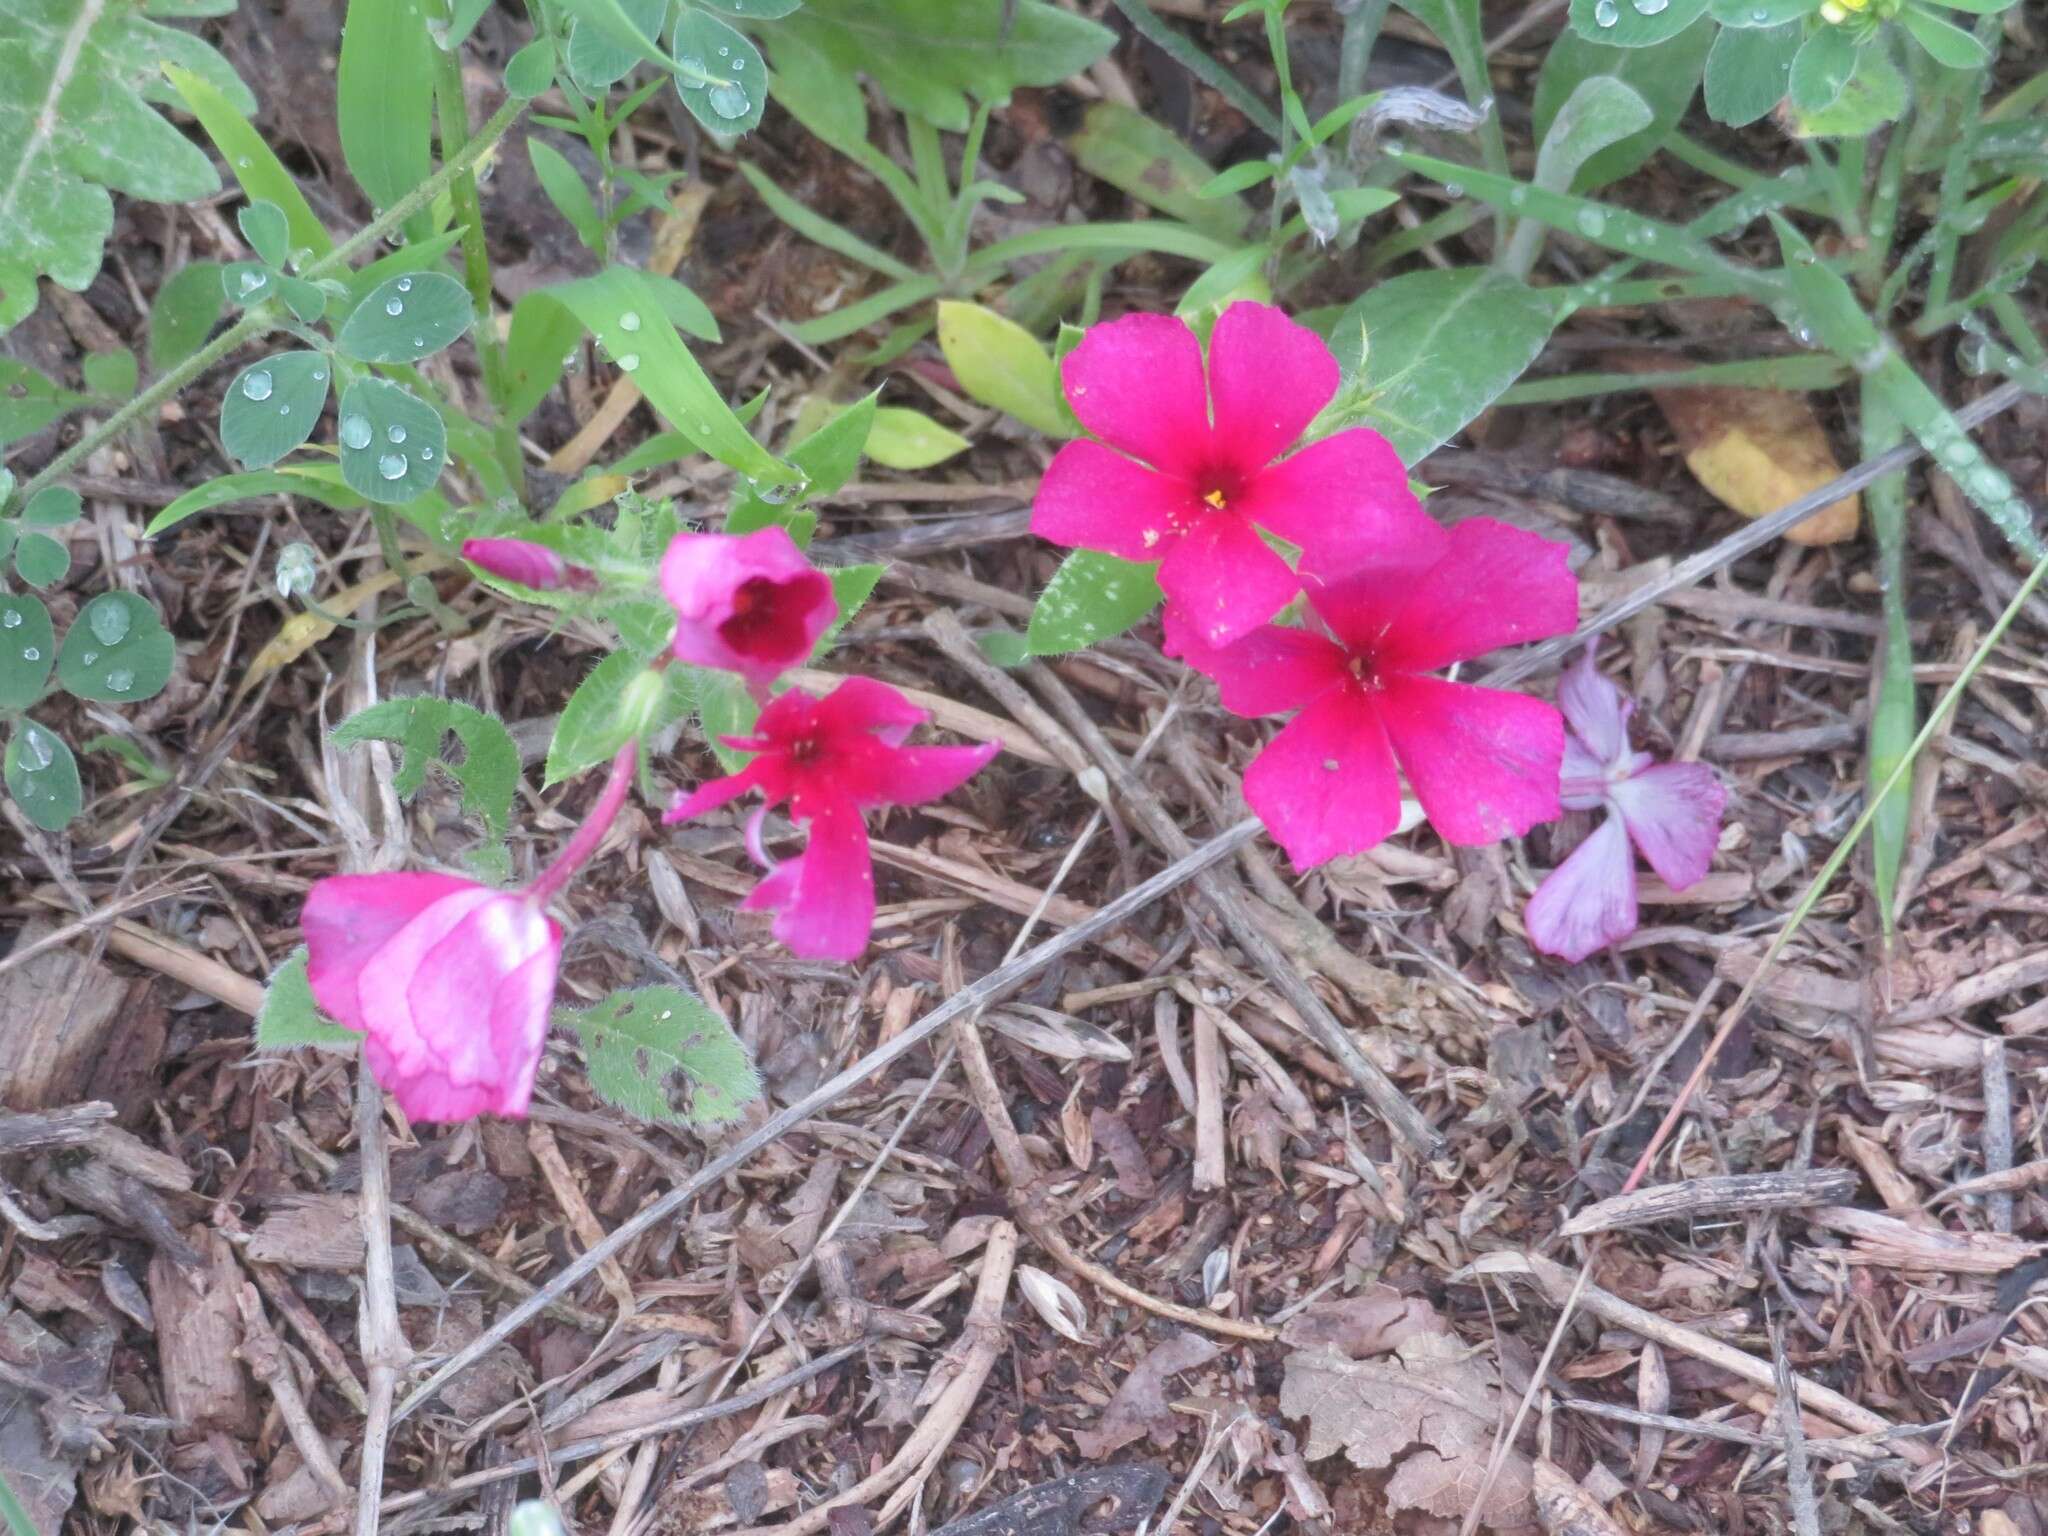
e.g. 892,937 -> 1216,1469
11,91 -> 527,516
527,741 -> 638,907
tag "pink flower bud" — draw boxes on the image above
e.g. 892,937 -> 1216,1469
659,528 -> 836,692
462,537 -> 596,592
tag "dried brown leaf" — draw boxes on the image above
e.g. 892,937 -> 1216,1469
1072,1332 -> 1222,1459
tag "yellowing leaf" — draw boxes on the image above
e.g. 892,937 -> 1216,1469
935,300 -> 1070,438
1652,384 -> 1860,546
865,405 -> 969,469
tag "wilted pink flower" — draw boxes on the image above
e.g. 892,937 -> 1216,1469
1525,647 -> 1726,963
1033,301 -> 1419,648
299,744 -> 636,1122
1166,513 -> 1577,870
661,528 -> 836,693
462,537 -> 597,592
664,678 -> 998,961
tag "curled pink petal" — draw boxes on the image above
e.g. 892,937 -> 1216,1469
1556,644 -> 1632,766
1243,691 -> 1402,870
1375,518 -> 1579,675
462,537 -> 593,591
1162,606 -> 1348,718
1156,510 -> 1304,648
1377,675 -> 1564,845
885,742 -> 1002,804
743,796 -> 875,962
1060,312 -> 1210,476
1611,761 -> 1726,891
302,872 -> 475,1035
1525,814 -> 1638,963
1205,302 -> 1341,472
661,527 -> 836,691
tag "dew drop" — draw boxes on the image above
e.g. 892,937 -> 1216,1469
18,728 -> 52,771
396,277 -> 413,292
708,82 -> 751,119
1970,465 -> 2008,501
1635,0 -> 1669,13
387,425 -> 408,444
618,311 -> 641,332
378,453 -> 408,481
412,335 -> 424,348
20,647 -> 37,661
241,369 -> 274,401
1444,181 -> 1464,199
1576,207 -> 1607,237
716,45 -> 729,56
616,353 -> 641,372
420,447 -> 435,461
312,368 -> 327,382
1594,0 -> 1619,25
105,667 -> 134,694
1751,4 -> 1768,16
2,610 -> 20,629
238,268 -> 266,296
341,415 -> 373,450
385,298 -> 405,316
88,601 -> 131,646
80,651 -> 96,666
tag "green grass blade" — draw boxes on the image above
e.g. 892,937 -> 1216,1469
735,162 -> 919,280
1861,381 -> 1914,937
1498,353 -> 1851,405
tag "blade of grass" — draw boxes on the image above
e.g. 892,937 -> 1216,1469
1108,0 -> 1282,141
735,162 -> 920,281
1862,382 -> 1914,937
0,1469 -> 34,1536
1497,353 -> 1850,405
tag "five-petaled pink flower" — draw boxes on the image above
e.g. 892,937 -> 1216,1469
1524,647 -> 1725,963
661,528 -> 836,694
1033,301 -> 1419,648
664,678 -> 999,961
299,744 -> 637,1123
462,537 -> 597,592
1167,512 -> 1578,870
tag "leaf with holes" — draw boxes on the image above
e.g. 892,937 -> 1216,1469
221,350 -> 331,468
1026,548 -> 1162,656
331,696 -> 521,838
0,595 -> 54,710
336,378 -> 447,504
5,719 -> 80,830
257,946 -> 358,1051
672,9 -> 767,136
57,592 -> 173,704
336,273 -> 475,364
0,358 -> 87,447
0,0 -> 256,333
558,984 -> 761,1126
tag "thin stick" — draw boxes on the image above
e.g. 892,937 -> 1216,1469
1772,1318 -> 1824,1536
353,1070 -> 408,1536
393,819 -> 1262,1424
1980,1038 -> 2015,1234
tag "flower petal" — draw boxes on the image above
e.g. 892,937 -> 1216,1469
745,795 -> 875,962
884,742 -> 1001,805
1060,312 -> 1211,475
1205,302 -> 1340,470
665,761 -> 768,824
1243,690 -> 1402,870
1374,517 -> 1580,674
1611,761 -> 1725,891
398,894 -> 558,1095
1032,440 -> 1199,562
364,1039 -> 502,1123
661,528 -> 836,690
1556,644 -> 1631,767
302,872 -> 476,1035
1162,605 -> 1348,718
1157,512 -> 1304,648
1524,814 -> 1638,963
1378,675 -> 1565,845
1237,427 -> 1421,568
1299,509 -> 1452,653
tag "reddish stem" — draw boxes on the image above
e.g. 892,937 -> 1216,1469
526,741 -> 637,907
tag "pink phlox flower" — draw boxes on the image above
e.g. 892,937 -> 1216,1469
664,677 -> 999,961
462,537 -> 599,593
1032,301 -> 1421,649
302,874 -> 560,1122
1165,510 -> 1578,870
1524,646 -> 1727,963
661,528 -> 836,694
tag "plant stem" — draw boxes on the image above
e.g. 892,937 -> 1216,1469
353,1063 -> 407,1536
1336,0 -> 1390,105
12,92 -> 527,516
526,740 -> 638,906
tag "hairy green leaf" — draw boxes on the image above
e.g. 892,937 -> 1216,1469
1704,21 -> 1798,126
547,652 -> 696,787
331,695 -> 522,838
1533,26 -> 1711,190
1026,548 -> 1162,656
256,946 -> 358,1051
557,984 -> 761,1127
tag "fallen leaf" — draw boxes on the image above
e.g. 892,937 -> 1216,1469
1072,1332 -> 1222,1459
1278,1285 -> 1451,1356
1650,384 -> 1860,545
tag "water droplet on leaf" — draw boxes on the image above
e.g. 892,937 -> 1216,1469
88,601 -> 131,646
1576,207 -> 1607,237
19,728 -> 52,771
379,453 -> 408,481
385,298 -> 404,316
397,277 -> 413,292
2,611 -> 20,629
341,415 -> 373,450
708,83 -> 750,119
1594,0 -> 1619,25
619,311 -> 641,332
616,353 -> 640,372
388,425 -> 407,444
241,370 -> 274,401
20,647 -> 37,661
105,668 -> 133,693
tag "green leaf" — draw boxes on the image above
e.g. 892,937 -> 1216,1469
22,487 -> 81,526
57,592 -> 174,703
504,36 -> 558,97
1504,75 -> 1654,276
338,0 -> 437,242
978,630 -> 1028,668
336,272 -> 475,364
256,946 -> 358,1051
1328,268 -> 1558,466
529,139 -> 606,251
1861,383 -> 1912,935
1066,100 -> 1251,240
1708,0 -> 1806,21
336,377 -> 448,504
547,652 -> 695,787
146,465 -> 371,537
1567,0 -> 1711,46
1898,5 -> 1988,68
13,532 -> 70,588
0,2 -> 255,330
734,160 -> 919,280
553,0 -> 675,76
221,350 -> 331,468
221,259 -> 278,310
1026,548 -> 1162,656
1532,25 -> 1713,191
81,346 -> 136,399
701,0 -> 802,15
557,983 -> 761,1126
1705,21 -> 1799,125
865,404 -> 969,469
935,300 -> 1069,437
1791,40 -> 1905,134
672,9 -> 767,135
5,719 -> 80,830
822,562 -> 883,650
1788,27 -> 1860,112
148,260 -> 226,373
164,64 -> 333,260
697,670 -> 760,772
763,0 -> 1114,132
0,594 -> 55,709
331,695 -> 522,838
783,390 -> 874,502
566,0 -> 667,88
0,358 -> 87,446
237,199 -> 290,267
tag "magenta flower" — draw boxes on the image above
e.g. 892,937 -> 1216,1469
462,537 -> 596,592
661,528 -> 836,694
299,744 -> 637,1123
1033,301 -> 1420,648
664,678 -> 999,961
1524,647 -> 1726,963
1165,513 -> 1578,870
